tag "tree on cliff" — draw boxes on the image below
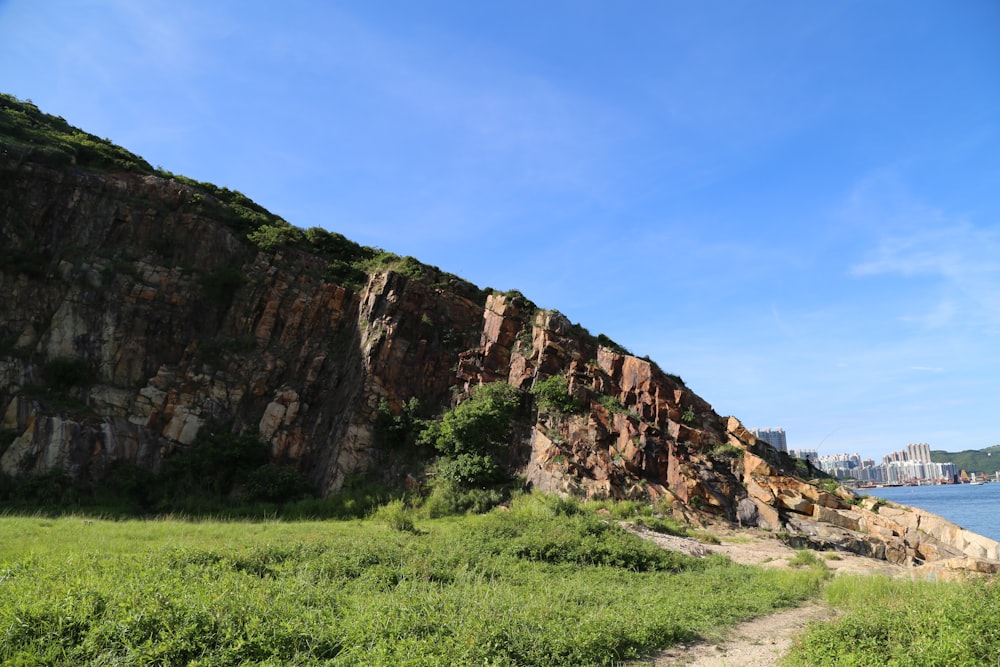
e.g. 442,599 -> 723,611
419,382 -> 522,487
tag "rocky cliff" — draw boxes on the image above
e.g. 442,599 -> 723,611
2,95 -> 998,576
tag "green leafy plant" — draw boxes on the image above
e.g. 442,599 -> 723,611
0,94 -> 155,173
374,498 -> 417,533
634,516 -> 690,537
243,465 -> 313,503
375,397 -> 426,449
418,382 -> 521,487
710,442 -> 744,459
162,432 -> 269,498
434,453 -> 504,486
787,549 -> 828,570
530,375 -> 583,414
596,333 -> 631,355
597,394 -> 628,415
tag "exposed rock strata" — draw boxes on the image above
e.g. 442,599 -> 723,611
2,140 -> 999,577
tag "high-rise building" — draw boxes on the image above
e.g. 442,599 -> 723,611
751,428 -> 787,452
907,443 -> 932,462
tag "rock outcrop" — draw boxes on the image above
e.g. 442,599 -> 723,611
3,98 -> 999,577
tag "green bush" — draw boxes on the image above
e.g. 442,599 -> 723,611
634,516 -> 690,537
787,549 -> 828,571
471,496 -> 698,572
10,469 -> 79,506
374,499 -> 417,533
243,465 -> 313,503
434,453 -> 504,486
596,333 -> 631,355
247,220 -> 304,251
710,442 -> 744,459
162,432 -> 269,497
419,480 -> 508,518
531,375 -> 583,414
375,397 -> 425,449
582,497 -> 651,519
418,382 -> 522,487
102,462 -> 162,509
1,94 -> 155,173
597,394 -> 628,415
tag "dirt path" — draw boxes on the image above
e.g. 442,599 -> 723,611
623,524 -> 907,666
633,601 -> 835,666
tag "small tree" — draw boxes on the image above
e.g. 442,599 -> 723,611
418,382 -> 521,487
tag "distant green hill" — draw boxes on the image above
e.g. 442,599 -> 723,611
931,445 -> 1000,476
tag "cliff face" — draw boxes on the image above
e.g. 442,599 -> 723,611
3,110 -> 1000,575
0,154 -> 748,505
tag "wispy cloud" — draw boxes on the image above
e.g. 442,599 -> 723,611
845,172 -> 1000,332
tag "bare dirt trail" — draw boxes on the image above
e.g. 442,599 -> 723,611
624,525 -> 907,666
634,601 -> 835,666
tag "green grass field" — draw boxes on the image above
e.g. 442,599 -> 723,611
0,494 -> 826,666
785,574 -> 1000,666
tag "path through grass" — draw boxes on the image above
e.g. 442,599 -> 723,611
1,495 -> 827,666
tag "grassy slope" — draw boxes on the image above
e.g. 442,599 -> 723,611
931,444 -> 1000,476
1,496 -> 827,667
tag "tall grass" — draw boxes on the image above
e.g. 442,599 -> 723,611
1,495 -> 826,666
786,575 -> 1000,666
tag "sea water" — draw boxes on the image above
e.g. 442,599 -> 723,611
865,483 -> 1000,542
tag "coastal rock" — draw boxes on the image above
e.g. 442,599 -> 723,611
3,112 -> 1000,577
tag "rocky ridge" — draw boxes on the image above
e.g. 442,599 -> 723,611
2,97 -> 999,577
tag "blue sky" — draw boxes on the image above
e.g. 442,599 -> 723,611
2,1 -> 999,460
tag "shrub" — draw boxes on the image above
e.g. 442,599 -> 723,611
303,227 -> 373,262
419,480 -> 508,518
787,549 -> 828,571
162,432 -> 269,497
418,382 -> 521,487
375,397 -> 425,449
596,333 -> 631,355
530,375 -> 583,414
247,220 -> 304,251
472,500 -> 698,572
634,516 -> 689,537
324,259 -> 368,287
11,469 -> 79,506
434,453 -> 503,486
243,465 -> 313,503
597,394 -> 628,415
710,442 -> 744,459
374,499 -> 417,533
103,462 -> 162,508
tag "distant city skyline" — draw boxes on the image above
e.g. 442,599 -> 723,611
754,424 -> 996,463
